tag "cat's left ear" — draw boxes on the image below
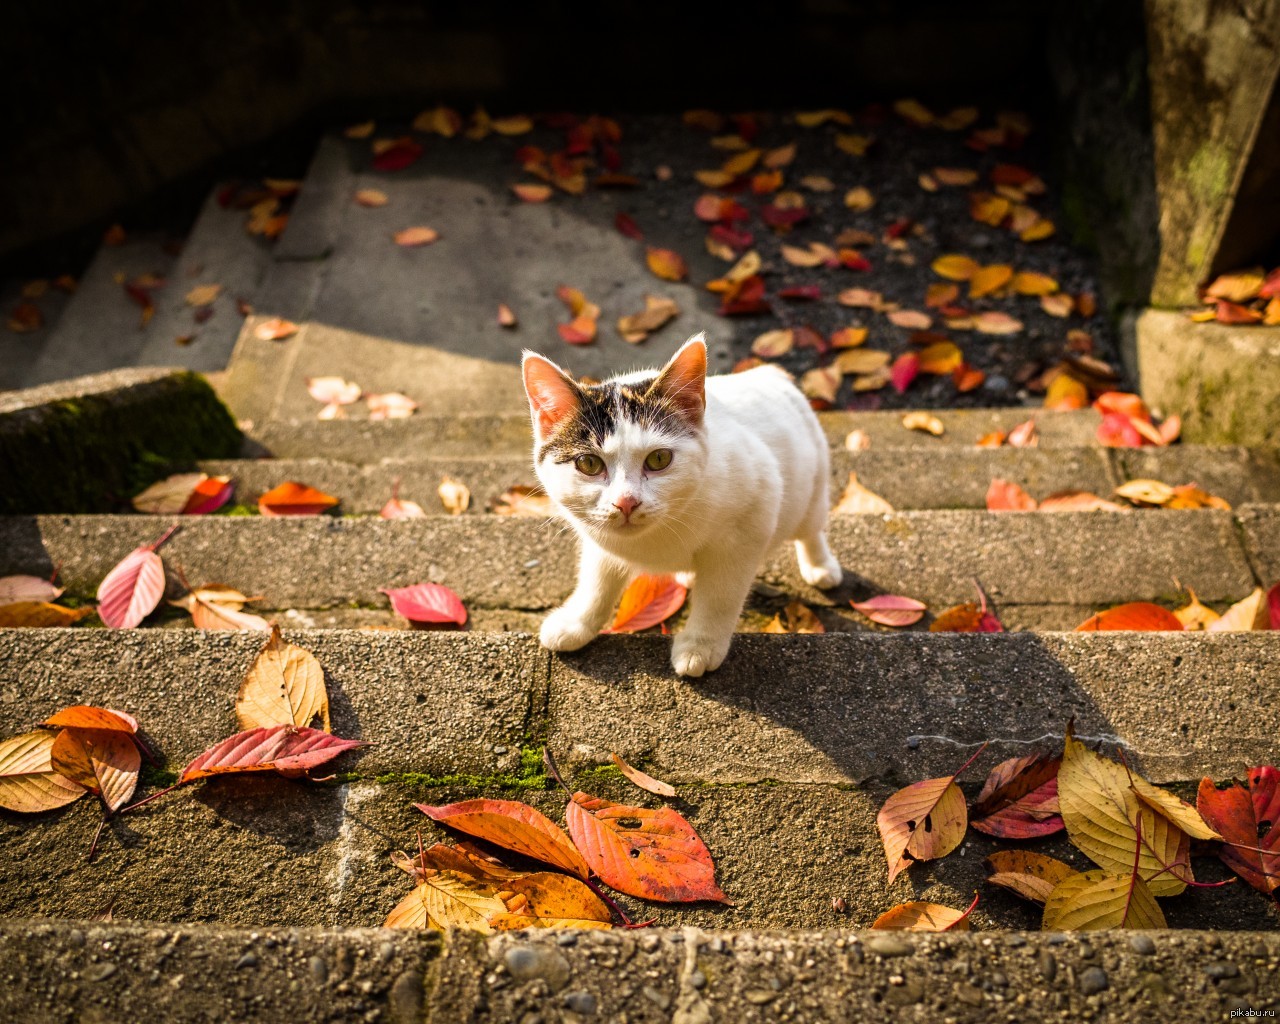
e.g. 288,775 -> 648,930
649,333 -> 707,425
522,351 -> 583,438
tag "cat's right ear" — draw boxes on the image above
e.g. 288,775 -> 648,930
522,352 -> 582,438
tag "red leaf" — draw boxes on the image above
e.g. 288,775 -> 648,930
708,224 -> 753,250
258,481 -> 340,516
1196,768 -> 1280,895
380,583 -> 468,626
180,725 -> 364,782
603,574 -> 687,633
850,595 -> 926,627
986,479 -> 1037,511
1269,582 -> 1280,630
1096,412 -> 1147,448
778,285 -> 822,301
970,754 -> 1063,838
415,798 -> 590,879
565,791 -> 728,903
890,353 -> 919,394
1093,391 -> 1150,421
372,138 -> 423,172
614,212 -> 644,240
1215,300 -> 1263,324
719,275 -> 769,316
96,528 -> 174,628
839,251 -> 872,272
183,476 -> 233,515
1075,602 -> 1184,631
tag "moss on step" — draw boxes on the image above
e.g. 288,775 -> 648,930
0,372 -> 242,514
372,742 -> 553,793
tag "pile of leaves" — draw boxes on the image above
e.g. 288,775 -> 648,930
872,724 -> 1279,931
384,752 -> 724,931
1189,266 -> 1280,325
0,626 -> 363,857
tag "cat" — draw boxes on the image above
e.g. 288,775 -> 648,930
521,333 -> 842,677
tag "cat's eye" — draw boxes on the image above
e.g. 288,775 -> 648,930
574,453 -> 605,476
645,448 -> 673,472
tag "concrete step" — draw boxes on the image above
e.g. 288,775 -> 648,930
241,407 -> 1107,459
199,443 -> 1280,515
0,922 -> 1274,1024
0,508 -> 1269,619
0,278 -> 74,392
23,189 -> 270,388
2,629 -> 1279,938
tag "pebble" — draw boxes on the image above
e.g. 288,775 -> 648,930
389,970 -> 424,1021
1078,941 -> 1095,960
989,971 -> 1008,988
235,954 -> 259,970
556,933 -> 578,947
1078,966 -> 1108,996
1204,961 -> 1239,980
1129,935 -> 1156,956
494,745 -> 508,755
985,374 -> 1011,392
744,990 -> 777,1005
642,985 -> 670,1010
1005,935 -> 1026,948
563,991 -> 597,1014
1037,950 -> 1057,982
309,956 -> 329,984
690,970 -> 707,990
84,962 -> 117,982
864,936 -> 914,958
505,945 -> 572,992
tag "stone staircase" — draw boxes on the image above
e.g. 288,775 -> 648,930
2,131 -> 1280,1022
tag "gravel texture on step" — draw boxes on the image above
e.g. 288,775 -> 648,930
0,922 -> 1275,1024
0,508 -> 1263,610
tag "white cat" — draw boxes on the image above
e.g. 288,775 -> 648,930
522,334 -> 842,677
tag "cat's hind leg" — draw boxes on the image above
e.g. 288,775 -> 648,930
794,476 -> 843,590
540,544 -> 631,652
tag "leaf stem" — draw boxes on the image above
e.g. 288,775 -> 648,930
542,747 -> 573,797
148,524 -> 181,553
87,817 -> 107,862
119,780 -> 187,814
950,741 -> 989,782
584,877 -> 633,927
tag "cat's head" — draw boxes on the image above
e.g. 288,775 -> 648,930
522,335 -> 709,540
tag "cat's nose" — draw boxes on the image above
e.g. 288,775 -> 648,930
614,495 -> 641,520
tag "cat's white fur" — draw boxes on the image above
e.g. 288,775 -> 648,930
524,334 -> 841,677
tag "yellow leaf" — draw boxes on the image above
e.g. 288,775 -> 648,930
762,600 -> 825,634
720,149 -> 762,176
1174,588 -> 1220,631
902,411 -> 944,436
1042,870 -> 1166,930
835,133 -> 874,156
384,872 -> 507,932
893,98 -> 934,126
1020,218 -> 1056,241
799,366 -> 841,403
843,186 -> 875,212
932,254 -> 980,281
1012,271 -> 1059,295
0,730 -> 87,813
438,476 -> 471,515
184,283 -> 222,307
795,109 -> 852,127
751,329 -> 794,358
0,602 -> 95,628
832,472 -> 893,515
236,624 -> 330,731
833,349 -> 889,375
1114,479 -> 1174,506
969,264 -> 1014,298
986,850 -> 1077,904
1044,374 -> 1088,411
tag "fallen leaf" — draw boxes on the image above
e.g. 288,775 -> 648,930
381,492 -> 427,519
381,583 -> 468,626
799,366 -> 841,404
254,318 -> 298,341
372,137 -> 423,171
604,574 -> 687,633
1174,588 -> 1221,631
969,264 -> 1013,298
512,183 -> 553,203
877,767 -> 969,884
932,254 -> 980,281
843,186 -> 875,212
367,392 -> 419,419
412,105 -> 462,136
893,98 -> 934,126
971,754 -> 1063,838
917,342 -> 963,375
188,591 -> 271,631
986,850 -> 1076,903
394,226 -> 440,247
0,730 -> 86,812
489,484 -> 553,517
1020,218 -> 1056,242
1037,490 -> 1125,512
258,482 -> 340,516
952,364 -> 986,392
566,791 -> 727,903
96,528 -> 173,628
1007,419 -> 1038,447
986,479 -> 1037,511
872,895 -> 976,932
832,472 -> 893,514
385,873 -> 506,932
762,600 -> 825,634
236,624 -> 330,732
610,753 -> 677,798
497,303 -> 518,328
851,595 -> 926,628
1044,374 -> 1088,411
1196,767 -> 1280,895
646,248 -> 688,282
750,329 -> 793,358
834,349 -> 890,375
617,295 -> 679,343
1042,870 -> 1166,930
795,109 -> 851,127
972,311 -> 1023,335
1040,293 -> 1074,318
306,376 -> 362,405
184,283 -> 222,307
831,327 -> 868,349
929,592 -> 1004,633
0,602 -> 95,628
416,798 -> 589,878
130,473 -> 207,515
492,115 -> 534,135
50,727 -> 139,812
933,167 -> 979,186
354,189 -> 388,207
1074,603 -> 1183,631
437,476 -> 471,516
1013,271 -> 1058,296
179,725 -> 364,783
901,411 -> 943,436
887,309 -> 931,330
1057,725 -> 1191,895
1206,587 -> 1270,632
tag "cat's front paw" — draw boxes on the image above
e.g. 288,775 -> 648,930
671,631 -> 732,678
800,556 -> 843,590
539,608 -> 598,652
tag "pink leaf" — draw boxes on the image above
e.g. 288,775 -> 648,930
851,594 -> 927,627
1269,582 -> 1280,631
986,479 -> 1037,511
1006,419 -> 1038,448
183,476 -> 234,515
0,575 -> 64,605
890,353 -> 919,393
96,528 -> 175,628
1096,412 -> 1146,448
180,725 -> 364,782
380,583 -> 468,626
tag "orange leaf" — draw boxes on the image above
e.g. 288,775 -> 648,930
877,773 -> 969,884
50,727 -> 140,812
887,309 -> 931,330
917,341 -> 963,374
566,791 -> 728,902
1013,271 -> 1058,295
354,189 -> 388,207
258,481 -> 340,516
394,226 -> 440,247
511,183 -> 553,203
180,725 -> 363,782
604,574 -> 687,633
969,264 -> 1013,298
931,254 -> 980,281
254,317 -> 298,341
0,730 -> 86,813
1075,602 -> 1184,632
44,706 -> 137,734
1044,374 -> 1088,411
986,479 -> 1037,511
872,894 -> 977,931
416,798 -> 589,878
646,247 -> 688,282
0,602 -> 95,628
